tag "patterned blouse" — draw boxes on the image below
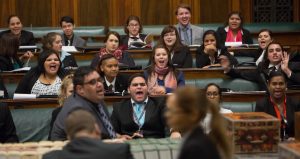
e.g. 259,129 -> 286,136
31,76 -> 62,96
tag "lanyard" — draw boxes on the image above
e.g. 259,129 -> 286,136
269,96 -> 287,128
132,103 -> 146,130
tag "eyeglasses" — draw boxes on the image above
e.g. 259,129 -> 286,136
206,92 -> 219,97
131,83 -> 146,87
83,78 -> 103,85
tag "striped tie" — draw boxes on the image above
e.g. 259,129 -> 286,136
98,104 -> 116,138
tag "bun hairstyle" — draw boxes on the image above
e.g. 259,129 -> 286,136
42,32 -> 61,51
96,53 -> 118,76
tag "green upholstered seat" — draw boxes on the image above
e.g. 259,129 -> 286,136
223,102 -> 256,112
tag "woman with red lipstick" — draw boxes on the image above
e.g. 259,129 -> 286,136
216,12 -> 253,46
91,31 -> 135,68
221,42 -> 300,91
15,50 -> 66,96
159,25 -> 193,68
255,71 -> 300,140
144,44 -> 185,95
0,15 -> 35,46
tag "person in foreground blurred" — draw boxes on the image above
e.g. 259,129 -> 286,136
159,25 -> 192,68
15,50 -> 66,96
0,15 -> 35,46
111,74 -> 174,139
255,71 -> 300,140
0,102 -> 19,143
48,74 -> 74,140
44,109 -> 133,159
196,30 -> 238,68
144,44 -> 185,95
96,54 -> 129,93
51,66 -> 116,140
166,86 -> 232,159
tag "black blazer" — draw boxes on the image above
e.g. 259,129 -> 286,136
102,74 -> 129,93
0,30 -> 35,46
234,47 -> 264,62
62,55 -> 78,68
43,137 -> 133,159
216,26 -> 253,46
0,103 -> 19,143
226,62 -> 300,90
90,51 -> 135,68
255,96 -> 300,137
172,46 -> 193,68
120,34 -> 147,50
196,46 -> 238,68
48,107 -> 62,140
177,126 -> 221,159
111,97 -> 168,138
15,67 -> 66,94
0,77 -> 8,98
0,56 -> 23,71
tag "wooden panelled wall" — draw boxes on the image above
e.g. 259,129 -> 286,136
0,0 -> 299,27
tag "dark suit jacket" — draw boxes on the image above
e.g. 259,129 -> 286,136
0,77 -> 8,98
172,46 -> 193,68
90,51 -> 135,68
48,107 -> 62,140
103,74 -> 129,93
0,56 -> 23,71
226,62 -> 300,90
0,30 -> 35,46
177,126 -> 221,159
196,46 -> 238,68
62,54 -> 78,68
111,97 -> 168,138
120,34 -> 147,50
0,103 -> 19,143
255,96 -> 300,137
43,137 -> 133,159
216,26 -> 253,46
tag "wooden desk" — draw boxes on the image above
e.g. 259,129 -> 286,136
2,90 -> 299,109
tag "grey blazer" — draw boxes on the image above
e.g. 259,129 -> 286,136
50,93 -> 111,140
175,24 -> 204,45
62,34 -> 86,47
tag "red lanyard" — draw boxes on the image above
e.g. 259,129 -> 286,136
269,96 -> 287,127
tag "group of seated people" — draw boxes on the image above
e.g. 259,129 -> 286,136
0,3 -> 300,159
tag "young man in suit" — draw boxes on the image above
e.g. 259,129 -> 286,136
175,4 -> 204,46
50,66 -> 116,140
60,16 -> 86,47
111,74 -> 174,139
44,109 -> 133,159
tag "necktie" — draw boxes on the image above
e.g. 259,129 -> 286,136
108,84 -> 113,92
133,103 -> 145,128
67,40 -> 71,46
130,37 -> 138,41
182,27 -> 191,45
98,104 -> 116,138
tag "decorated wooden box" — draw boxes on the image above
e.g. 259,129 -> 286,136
223,112 -> 280,153
295,112 -> 300,141
279,142 -> 300,159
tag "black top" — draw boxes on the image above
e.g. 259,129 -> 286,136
234,48 -> 264,62
0,103 -> 19,143
43,137 -> 133,159
62,54 -> 78,68
111,97 -> 168,138
90,51 -> 135,68
255,96 -> 300,137
48,107 -> 62,140
196,46 -> 238,68
226,62 -> 300,90
171,46 -> 193,68
216,26 -> 253,46
0,30 -> 35,46
120,34 -> 147,50
177,126 -> 221,159
0,76 -> 8,98
102,74 -> 129,93
15,67 -> 67,94
0,56 -> 23,71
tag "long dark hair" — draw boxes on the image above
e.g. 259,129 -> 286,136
0,33 -> 19,57
159,25 -> 184,53
224,11 -> 244,29
37,50 -> 62,75
260,41 -> 284,70
201,30 -> 222,50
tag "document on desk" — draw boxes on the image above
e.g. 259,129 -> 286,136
13,93 -> 37,99
2,67 -> 31,73
62,46 -> 78,52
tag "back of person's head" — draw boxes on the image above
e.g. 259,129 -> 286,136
65,109 -> 101,140
174,86 -> 232,159
225,11 -> 244,28
73,66 -> 96,93
37,49 -> 62,74
104,31 -> 121,43
96,54 -> 118,76
159,25 -> 183,51
60,16 -> 74,27
175,3 -> 191,15
124,15 -> 143,35
42,32 -> 61,50
202,30 -> 222,49
58,74 -> 74,106
0,33 -> 19,57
